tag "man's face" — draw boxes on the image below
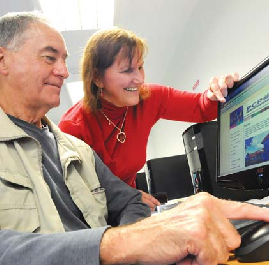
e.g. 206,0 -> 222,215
4,23 -> 69,111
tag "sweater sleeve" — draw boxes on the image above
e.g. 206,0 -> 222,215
0,227 -> 109,265
58,119 -> 83,140
93,151 -> 151,226
147,84 -> 218,123
58,100 -> 88,143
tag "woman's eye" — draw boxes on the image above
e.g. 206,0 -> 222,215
123,68 -> 133,73
138,66 -> 143,71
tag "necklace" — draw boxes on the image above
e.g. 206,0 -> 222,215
100,107 -> 128,143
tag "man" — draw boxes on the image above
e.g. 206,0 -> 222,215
0,11 -> 269,265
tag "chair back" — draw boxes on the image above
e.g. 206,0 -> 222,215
147,154 -> 194,200
136,172 -> 149,193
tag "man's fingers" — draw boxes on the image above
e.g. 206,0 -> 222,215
210,204 -> 241,251
140,190 -> 160,211
220,200 -> 269,221
141,191 -> 160,205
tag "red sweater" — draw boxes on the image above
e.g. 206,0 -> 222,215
59,84 -> 217,188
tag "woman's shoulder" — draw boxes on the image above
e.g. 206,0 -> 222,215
59,100 -> 92,139
60,100 -> 89,124
143,83 -> 174,102
146,83 -> 169,92
143,83 -> 166,98
145,83 -> 201,99
136,84 -> 172,113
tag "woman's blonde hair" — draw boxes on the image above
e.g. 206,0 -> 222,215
81,27 -> 150,112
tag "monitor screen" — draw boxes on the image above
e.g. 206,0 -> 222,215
217,57 -> 269,189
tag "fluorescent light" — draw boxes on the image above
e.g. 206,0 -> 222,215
39,0 -> 114,31
96,0 -> 114,28
79,0 -> 98,30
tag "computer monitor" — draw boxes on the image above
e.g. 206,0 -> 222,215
217,57 -> 269,190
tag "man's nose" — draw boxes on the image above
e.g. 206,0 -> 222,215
54,61 -> 69,79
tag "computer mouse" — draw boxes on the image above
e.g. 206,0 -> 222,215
230,219 -> 259,235
234,221 -> 269,262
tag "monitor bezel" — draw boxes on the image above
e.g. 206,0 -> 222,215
217,56 -> 269,190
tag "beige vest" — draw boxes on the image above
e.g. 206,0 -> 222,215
0,111 -> 108,233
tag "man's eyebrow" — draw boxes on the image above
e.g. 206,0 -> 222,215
41,46 -> 69,59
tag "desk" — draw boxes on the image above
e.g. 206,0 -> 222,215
226,260 -> 269,264
224,254 -> 269,265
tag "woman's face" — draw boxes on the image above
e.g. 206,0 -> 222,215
98,49 -> 145,107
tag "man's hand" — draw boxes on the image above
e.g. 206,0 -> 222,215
139,190 -> 160,211
207,73 -> 240,102
100,192 -> 269,265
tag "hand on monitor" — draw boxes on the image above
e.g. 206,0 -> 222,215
207,72 -> 240,102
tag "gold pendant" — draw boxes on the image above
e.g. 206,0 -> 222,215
117,131 -> 126,143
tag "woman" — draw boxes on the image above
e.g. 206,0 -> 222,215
59,27 -> 238,210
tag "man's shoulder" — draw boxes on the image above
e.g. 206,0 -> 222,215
48,117 -> 93,151
60,130 -> 92,151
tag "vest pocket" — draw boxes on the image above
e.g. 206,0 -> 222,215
90,186 -> 108,223
91,187 -> 106,205
0,206 -> 39,232
0,176 -> 40,232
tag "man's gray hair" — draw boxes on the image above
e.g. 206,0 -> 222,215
0,11 -> 51,51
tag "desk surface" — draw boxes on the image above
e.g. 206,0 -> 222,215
225,254 -> 269,265
226,260 -> 269,264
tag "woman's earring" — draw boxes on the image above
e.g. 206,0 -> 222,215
99,87 -> 103,97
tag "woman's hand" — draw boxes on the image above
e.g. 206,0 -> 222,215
139,190 -> 160,211
207,72 -> 239,102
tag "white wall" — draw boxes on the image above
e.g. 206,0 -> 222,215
114,0 -> 269,160
2,0 -> 269,163
0,0 -> 40,14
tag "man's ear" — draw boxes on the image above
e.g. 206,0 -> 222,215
0,47 -> 8,75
